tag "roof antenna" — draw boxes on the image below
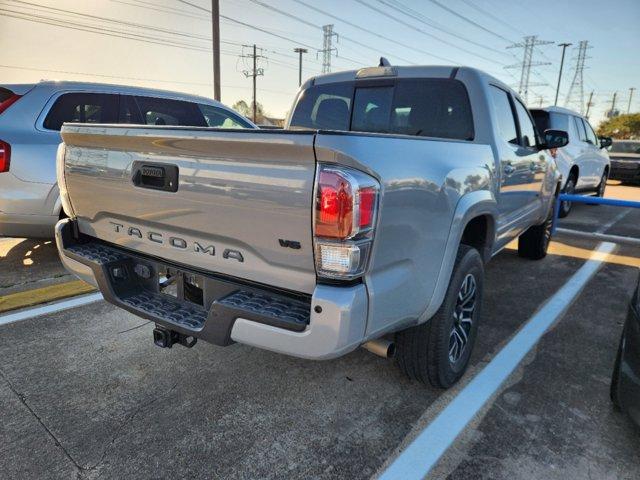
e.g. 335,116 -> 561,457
379,57 -> 391,67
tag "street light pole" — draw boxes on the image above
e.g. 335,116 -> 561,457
554,42 -> 572,106
294,48 -> 308,87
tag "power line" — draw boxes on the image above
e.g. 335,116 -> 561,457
505,36 -> 553,104
458,0 -> 525,37
426,0 -> 514,44
354,0 -> 505,65
292,0 -> 456,64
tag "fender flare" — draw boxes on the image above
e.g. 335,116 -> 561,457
418,189 -> 498,324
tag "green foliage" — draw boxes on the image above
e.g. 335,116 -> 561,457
596,113 -> 640,139
232,100 -> 265,123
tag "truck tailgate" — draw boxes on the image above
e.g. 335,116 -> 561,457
61,125 -> 317,294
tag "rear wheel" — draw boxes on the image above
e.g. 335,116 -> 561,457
558,174 -> 576,218
518,202 -> 554,260
395,245 -> 484,388
596,170 -> 608,197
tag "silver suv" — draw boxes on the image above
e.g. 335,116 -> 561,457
530,106 -> 611,217
0,81 -> 255,238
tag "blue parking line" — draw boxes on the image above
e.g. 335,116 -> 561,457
379,241 -> 616,480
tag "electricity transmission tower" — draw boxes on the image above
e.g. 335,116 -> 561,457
319,24 -> 338,73
505,35 -> 552,105
240,44 -> 266,123
564,41 -> 590,114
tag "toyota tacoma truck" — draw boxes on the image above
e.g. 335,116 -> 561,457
55,65 -> 567,388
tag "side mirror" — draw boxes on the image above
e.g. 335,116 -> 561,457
542,129 -> 569,149
599,136 -> 612,149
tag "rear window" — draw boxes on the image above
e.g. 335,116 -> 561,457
531,110 -> 569,134
289,78 -> 474,141
43,93 -> 119,130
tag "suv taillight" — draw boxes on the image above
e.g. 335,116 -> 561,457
0,140 -> 10,173
314,164 -> 379,280
0,94 -> 22,115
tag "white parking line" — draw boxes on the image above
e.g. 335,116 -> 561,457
0,292 -> 103,327
379,241 -> 616,480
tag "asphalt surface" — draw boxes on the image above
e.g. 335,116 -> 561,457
0,183 -> 639,479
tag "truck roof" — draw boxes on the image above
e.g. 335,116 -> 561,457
309,65 -> 513,92
530,105 -> 583,117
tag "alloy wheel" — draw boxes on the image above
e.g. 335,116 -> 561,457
449,273 -> 477,364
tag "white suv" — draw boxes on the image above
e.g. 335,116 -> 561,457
0,81 -> 255,238
530,106 -> 610,217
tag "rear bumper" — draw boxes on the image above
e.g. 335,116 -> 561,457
55,219 -> 368,360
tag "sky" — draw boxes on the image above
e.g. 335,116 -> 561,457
1,0 -> 639,126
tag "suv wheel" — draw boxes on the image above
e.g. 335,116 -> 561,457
518,202 -> 554,260
597,170 -> 608,197
559,174 -> 576,218
395,245 -> 483,388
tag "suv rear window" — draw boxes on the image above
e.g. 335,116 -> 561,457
44,93 -> 119,130
289,78 -> 474,141
531,110 -> 570,134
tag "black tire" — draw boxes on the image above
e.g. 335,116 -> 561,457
518,202 -> 554,260
596,170 -> 608,198
395,245 -> 484,389
610,333 -> 624,410
558,174 -> 576,218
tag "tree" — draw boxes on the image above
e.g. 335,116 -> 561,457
597,113 -> 640,139
232,100 -> 265,123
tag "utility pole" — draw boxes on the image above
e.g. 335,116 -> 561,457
241,44 -> 265,123
610,91 -> 618,117
505,35 -> 552,105
319,24 -> 338,74
564,40 -> 590,114
628,87 -> 636,114
585,91 -> 594,118
294,47 -> 308,86
554,42 -> 572,106
536,95 -> 545,107
211,0 -> 221,101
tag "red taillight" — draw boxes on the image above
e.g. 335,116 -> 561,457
0,140 -> 10,173
0,94 -> 22,115
315,166 -> 379,240
316,170 -> 354,239
358,187 -> 376,229
314,164 -> 380,279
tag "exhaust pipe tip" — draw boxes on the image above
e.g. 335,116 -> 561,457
362,339 -> 395,359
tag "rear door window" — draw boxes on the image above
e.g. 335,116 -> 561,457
197,104 -> 252,128
43,92 -> 119,130
134,96 -> 207,127
582,118 -> 598,145
573,116 -> 588,142
514,100 -> 538,148
488,86 -> 518,145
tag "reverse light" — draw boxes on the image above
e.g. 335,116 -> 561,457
314,164 -> 379,280
0,140 -> 10,173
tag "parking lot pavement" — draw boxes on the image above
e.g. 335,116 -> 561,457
0,184 -> 638,479
0,237 -> 73,296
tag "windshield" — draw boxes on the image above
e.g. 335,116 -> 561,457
610,141 -> 640,154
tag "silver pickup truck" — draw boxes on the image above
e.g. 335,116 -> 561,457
55,65 -> 567,388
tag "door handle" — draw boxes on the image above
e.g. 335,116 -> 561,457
503,163 -> 516,175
